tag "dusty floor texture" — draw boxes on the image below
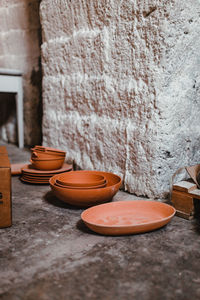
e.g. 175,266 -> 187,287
0,142 -> 200,300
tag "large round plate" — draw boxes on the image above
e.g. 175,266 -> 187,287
20,177 -> 49,184
22,163 -> 72,175
22,175 -> 50,182
81,200 -> 176,235
21,163 -> 72,184
21,172 -> 53,178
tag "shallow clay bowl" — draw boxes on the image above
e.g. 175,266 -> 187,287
31,150 -> 65,160
34,145 -> 65,152
55,179 -> 107,190
81,200 -> 176,236
32,146 -> 66,155
49,171 -> 121,207
31,152 -> 65,160
31,157 -> 64,170
56,171 -> 106,187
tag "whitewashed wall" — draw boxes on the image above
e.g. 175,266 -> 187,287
40,0 -> 200,198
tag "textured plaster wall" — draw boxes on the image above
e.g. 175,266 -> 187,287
0,0 -> 42,146
40,0 -> 200,198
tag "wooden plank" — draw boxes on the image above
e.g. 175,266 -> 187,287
186,165 -> 200,188
175,210 -> 194,220
173,181 -> 197,192
11,163 -> 27,175
0,146 -> 12,228
0,146 -> 7,154
189,189 -> 200,200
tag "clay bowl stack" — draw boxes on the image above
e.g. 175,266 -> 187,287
21,146 -> 72,184
30,145 -> 66,171
49,170 -> 122,207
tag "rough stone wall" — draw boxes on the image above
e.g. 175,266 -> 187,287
40,0 -> 200,198
0,0 -> 42,146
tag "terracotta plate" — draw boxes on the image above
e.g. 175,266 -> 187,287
22,175 -> 50,182
21,173 -> 52,179
22,163 -> 72,175
20,177 -> 49,184
81,200 -> 176,236
21,171 -> 66,178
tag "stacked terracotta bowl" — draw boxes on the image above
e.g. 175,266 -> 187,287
49,170 -> 122,207
30,145 -> 66,170
21,145 -> 72,184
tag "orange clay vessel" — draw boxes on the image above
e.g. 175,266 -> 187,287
81,200 -> 176,235
30,157 -> 65,170
55,179 -> 107,189
21,163 -> 72,175
49,171 -> 121,207
56,171 -> 106,187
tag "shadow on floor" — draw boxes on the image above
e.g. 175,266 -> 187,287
76,219 -> 100,236
43,190 -> 81,211
192,199 -> 200,234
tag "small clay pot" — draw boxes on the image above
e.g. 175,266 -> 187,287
56,171 -> 106,187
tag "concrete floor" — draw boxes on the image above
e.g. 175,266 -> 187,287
0,142 -> 200,300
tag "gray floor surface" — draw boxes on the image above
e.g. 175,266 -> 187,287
0,142 -> 200,300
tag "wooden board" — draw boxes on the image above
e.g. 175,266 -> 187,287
173,180 -> 197,193
189,189 -> 200,199
186,164 -> 200,188
175,210 -> 194,220
0,146 -> 12,228
11,163 -> 28,175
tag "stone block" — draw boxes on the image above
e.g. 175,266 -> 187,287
0,0 -> 28,6
40,0 -> 113,42
0,54 -> 38,73
0,1 -> 40,32
41,0 -> 200,198
43,110 -> 126,178
0,29 -> 40,56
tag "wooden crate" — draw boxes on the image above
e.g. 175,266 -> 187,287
0,146 -> 12,228
171,180 -> 200,220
